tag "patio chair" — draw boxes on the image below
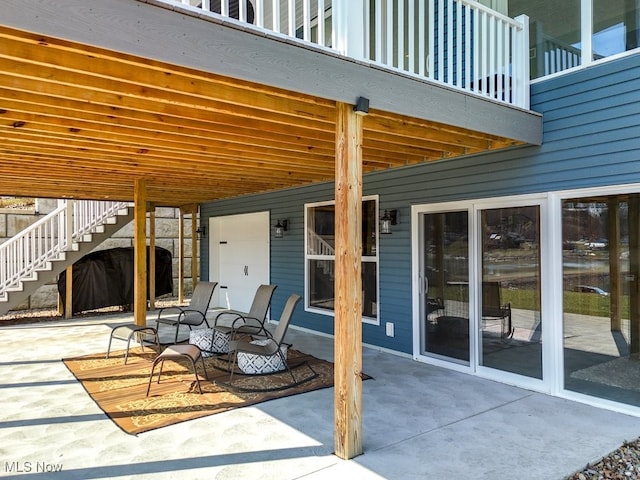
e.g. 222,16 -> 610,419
225,293 -> 318,392
155,281 -> 217,344
190,284 -> 277,356
213,283 -> 277,336
189,284 -> 277,357
482,281 -> 513,339
146,344 -> 208,396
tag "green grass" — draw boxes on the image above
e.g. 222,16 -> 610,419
442,286 -> 616,318
504,289 -> 615,317
562,291 -> 615,317
501,288 -> 540,311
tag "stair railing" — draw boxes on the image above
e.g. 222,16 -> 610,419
307,229 -> 335,256
0,200 -> 129,296
72,200 -> 129,241
307,230 -> 336,277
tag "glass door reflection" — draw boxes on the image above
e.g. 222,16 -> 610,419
422,211 -> 470,363
479,206 -> 542,379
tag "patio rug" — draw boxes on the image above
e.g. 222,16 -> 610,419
63,347 -> 334,435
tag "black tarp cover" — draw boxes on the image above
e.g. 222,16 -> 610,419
57,246 -> 173,314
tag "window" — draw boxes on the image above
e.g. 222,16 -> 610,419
479,205 -> 542,378
305,197 -> 379,321
508,0 -> 640,79
478,0 -> 508,16
592,0 -> 640,58
562,194 -> 640,408
295,4 -> 333,48
509,0 -> 582,79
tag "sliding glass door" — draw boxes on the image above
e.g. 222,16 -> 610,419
478,205 -> 543,379
416,199 -> 545,384
420,210 -> 470,364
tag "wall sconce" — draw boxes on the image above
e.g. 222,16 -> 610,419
380,210 -> 398,234
353,96 -> 370,116
196,225 -> 206,238
274,219 -> 288,238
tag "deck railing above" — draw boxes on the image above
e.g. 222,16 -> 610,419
171,0 -> 530,109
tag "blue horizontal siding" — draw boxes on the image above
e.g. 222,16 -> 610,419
201,53 -> 640,355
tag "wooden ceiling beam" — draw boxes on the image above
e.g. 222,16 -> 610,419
367,110 -> 522,150
0,27 -> 337,108
0,57 -> 336,135
0,32 -> 337,123
0,160 -> 330,195
0,93 -> 336,153
364,137 -> 469,159
0,120 -> 336,167
0,83 -> 336,144
0,133 -> 335,176
0,168 -> 306,205
364,132 -> 471,156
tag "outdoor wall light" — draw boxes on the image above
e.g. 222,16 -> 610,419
196,225 -> 206,238
274,219 -> 288,238
353,96 -> 370,116
380,210 -> 398,234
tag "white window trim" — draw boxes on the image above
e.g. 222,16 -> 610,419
304,194 -> 380,325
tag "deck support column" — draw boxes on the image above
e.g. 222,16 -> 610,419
64,265 -> 73,319
629,195 -> 640,353
178,208 -> 185,303
134,179 -> 148,327
181,204 -> 199,290
149,204 -> 156,310
608,199 -> 621,331
191,207 -> 199,289
334,101 -> 364,460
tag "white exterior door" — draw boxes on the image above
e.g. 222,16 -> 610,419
209,211 -> 270,313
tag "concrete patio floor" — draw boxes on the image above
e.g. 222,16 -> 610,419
2,311 -> 640,480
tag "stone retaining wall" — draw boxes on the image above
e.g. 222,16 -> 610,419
0,199 -> 197,311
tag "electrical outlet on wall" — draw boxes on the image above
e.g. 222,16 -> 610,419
385,322 -> 394,337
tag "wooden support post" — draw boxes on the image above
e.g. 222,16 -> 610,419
149,206 -> 156,310
191,209 -> 199,289
608,199 -> 621,331
333,101 -> 363,460
65,265 -> 73,319
178,208 -> 185,303
133,179 -> 148,327
629,195 -> 640,354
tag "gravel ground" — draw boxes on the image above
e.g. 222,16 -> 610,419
566,438 -> 640,479
3,306 -> 640,480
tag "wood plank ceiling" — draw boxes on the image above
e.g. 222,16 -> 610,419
0,25 -> 522,207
